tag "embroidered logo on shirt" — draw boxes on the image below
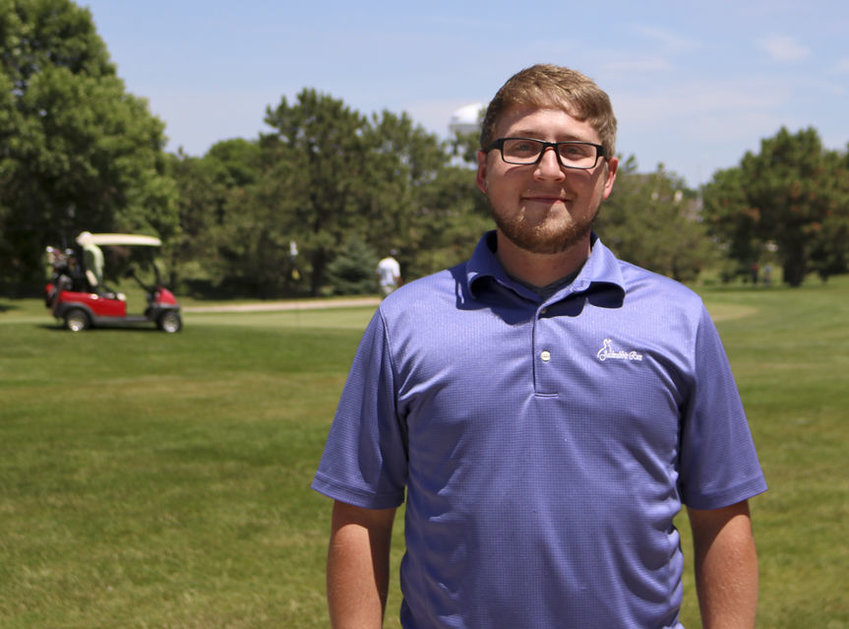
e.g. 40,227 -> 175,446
597,338 -> 643,362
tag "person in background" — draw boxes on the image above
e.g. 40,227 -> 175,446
314,64 -> 766,629
376,250 -> 401,297
81,240 -> 104,287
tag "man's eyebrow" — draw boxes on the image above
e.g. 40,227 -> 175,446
508,131 -> 593,142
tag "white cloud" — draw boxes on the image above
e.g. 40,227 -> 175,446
614,79 -> 790,124
612,78 -> 793,181
833,58 -> 849,73
756,35 -> 811,62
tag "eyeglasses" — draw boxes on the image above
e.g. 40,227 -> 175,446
485,137 -> 607,170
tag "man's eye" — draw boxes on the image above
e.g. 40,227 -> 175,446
560,144 -> 591,157
509,141 -> 540,154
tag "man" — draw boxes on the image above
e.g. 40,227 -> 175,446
376,250 -> 401,297
313,64 -> 766,628
81,238 -> 105,287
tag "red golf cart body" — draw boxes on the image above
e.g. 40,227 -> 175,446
45,232 -> 182,333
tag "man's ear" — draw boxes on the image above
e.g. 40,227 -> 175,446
602,156 -> 619,200
476,150 -> 488,194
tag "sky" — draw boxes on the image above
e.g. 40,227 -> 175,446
81,0 -> 849,188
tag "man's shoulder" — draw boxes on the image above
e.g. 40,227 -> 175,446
385,265 -> 460,297
616,258 -> 702,302
589,238 -> 701,306
377,264 -> 465,317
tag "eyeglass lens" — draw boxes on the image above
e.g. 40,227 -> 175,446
501,139 -> 599,169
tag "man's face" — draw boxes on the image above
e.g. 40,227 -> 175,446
476,107 -> 618,255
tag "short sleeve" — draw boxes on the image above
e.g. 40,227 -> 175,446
311,310 -> 408,509
677,306 -> 767,509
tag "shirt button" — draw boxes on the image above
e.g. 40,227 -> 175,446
540,307 -> 548,315
540,350 -> 551,362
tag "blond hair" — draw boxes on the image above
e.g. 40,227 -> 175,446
480,64 -> 617,158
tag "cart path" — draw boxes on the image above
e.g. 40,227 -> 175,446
182,297 -> 381,313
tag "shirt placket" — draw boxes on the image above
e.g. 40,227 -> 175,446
533,304 -> 560,396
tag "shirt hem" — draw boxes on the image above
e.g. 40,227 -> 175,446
311,473 -> 405,510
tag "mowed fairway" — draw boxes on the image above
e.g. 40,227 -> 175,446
1,278 -> 848,628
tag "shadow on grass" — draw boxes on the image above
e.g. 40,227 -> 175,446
37,322 -> 168,334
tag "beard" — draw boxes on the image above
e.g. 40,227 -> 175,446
490,202 -> 600,255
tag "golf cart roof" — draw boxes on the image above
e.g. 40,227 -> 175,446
76,232 -> 162,247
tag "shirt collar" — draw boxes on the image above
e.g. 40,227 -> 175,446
466,231 -> 626,303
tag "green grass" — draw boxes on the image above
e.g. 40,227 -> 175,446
2,278 -> 848,628
696,280 -> 849,628
0,303 -> 375,628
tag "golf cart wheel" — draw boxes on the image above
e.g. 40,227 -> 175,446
64,309 -> 90,332
157,311 -> 182,333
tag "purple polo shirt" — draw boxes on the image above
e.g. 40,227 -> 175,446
312,231 -> 766,628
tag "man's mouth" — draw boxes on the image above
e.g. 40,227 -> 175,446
523,194 -> 569,204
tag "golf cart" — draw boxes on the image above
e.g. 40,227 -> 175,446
45,232 -> 182,333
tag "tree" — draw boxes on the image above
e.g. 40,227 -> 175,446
597,160 -> 712,282
404,161 -> 491,279
325,235 -> 378,295
360,110 -> 445,254
0,0 -> 177,294
255,91 -> 472,296
700,166 -> 759,282
361,110 -> 486,280
164,139 -> 268,295
703,127 -> 849,286
260,88 -> 369,296
807,149 -> 849,282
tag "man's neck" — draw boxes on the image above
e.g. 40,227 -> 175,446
495,230 -> 591,288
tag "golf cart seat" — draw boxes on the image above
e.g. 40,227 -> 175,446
85,269 -> 126,301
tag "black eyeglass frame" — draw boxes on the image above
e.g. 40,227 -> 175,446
485,137 -> 608,170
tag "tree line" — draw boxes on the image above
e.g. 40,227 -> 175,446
3,0 -> 848,298
702,127 -> 849,286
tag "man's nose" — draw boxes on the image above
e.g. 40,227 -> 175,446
534,146 -> 565,180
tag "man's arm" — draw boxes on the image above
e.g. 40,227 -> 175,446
327,500 -> 397,629
687,500 -> 759,629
